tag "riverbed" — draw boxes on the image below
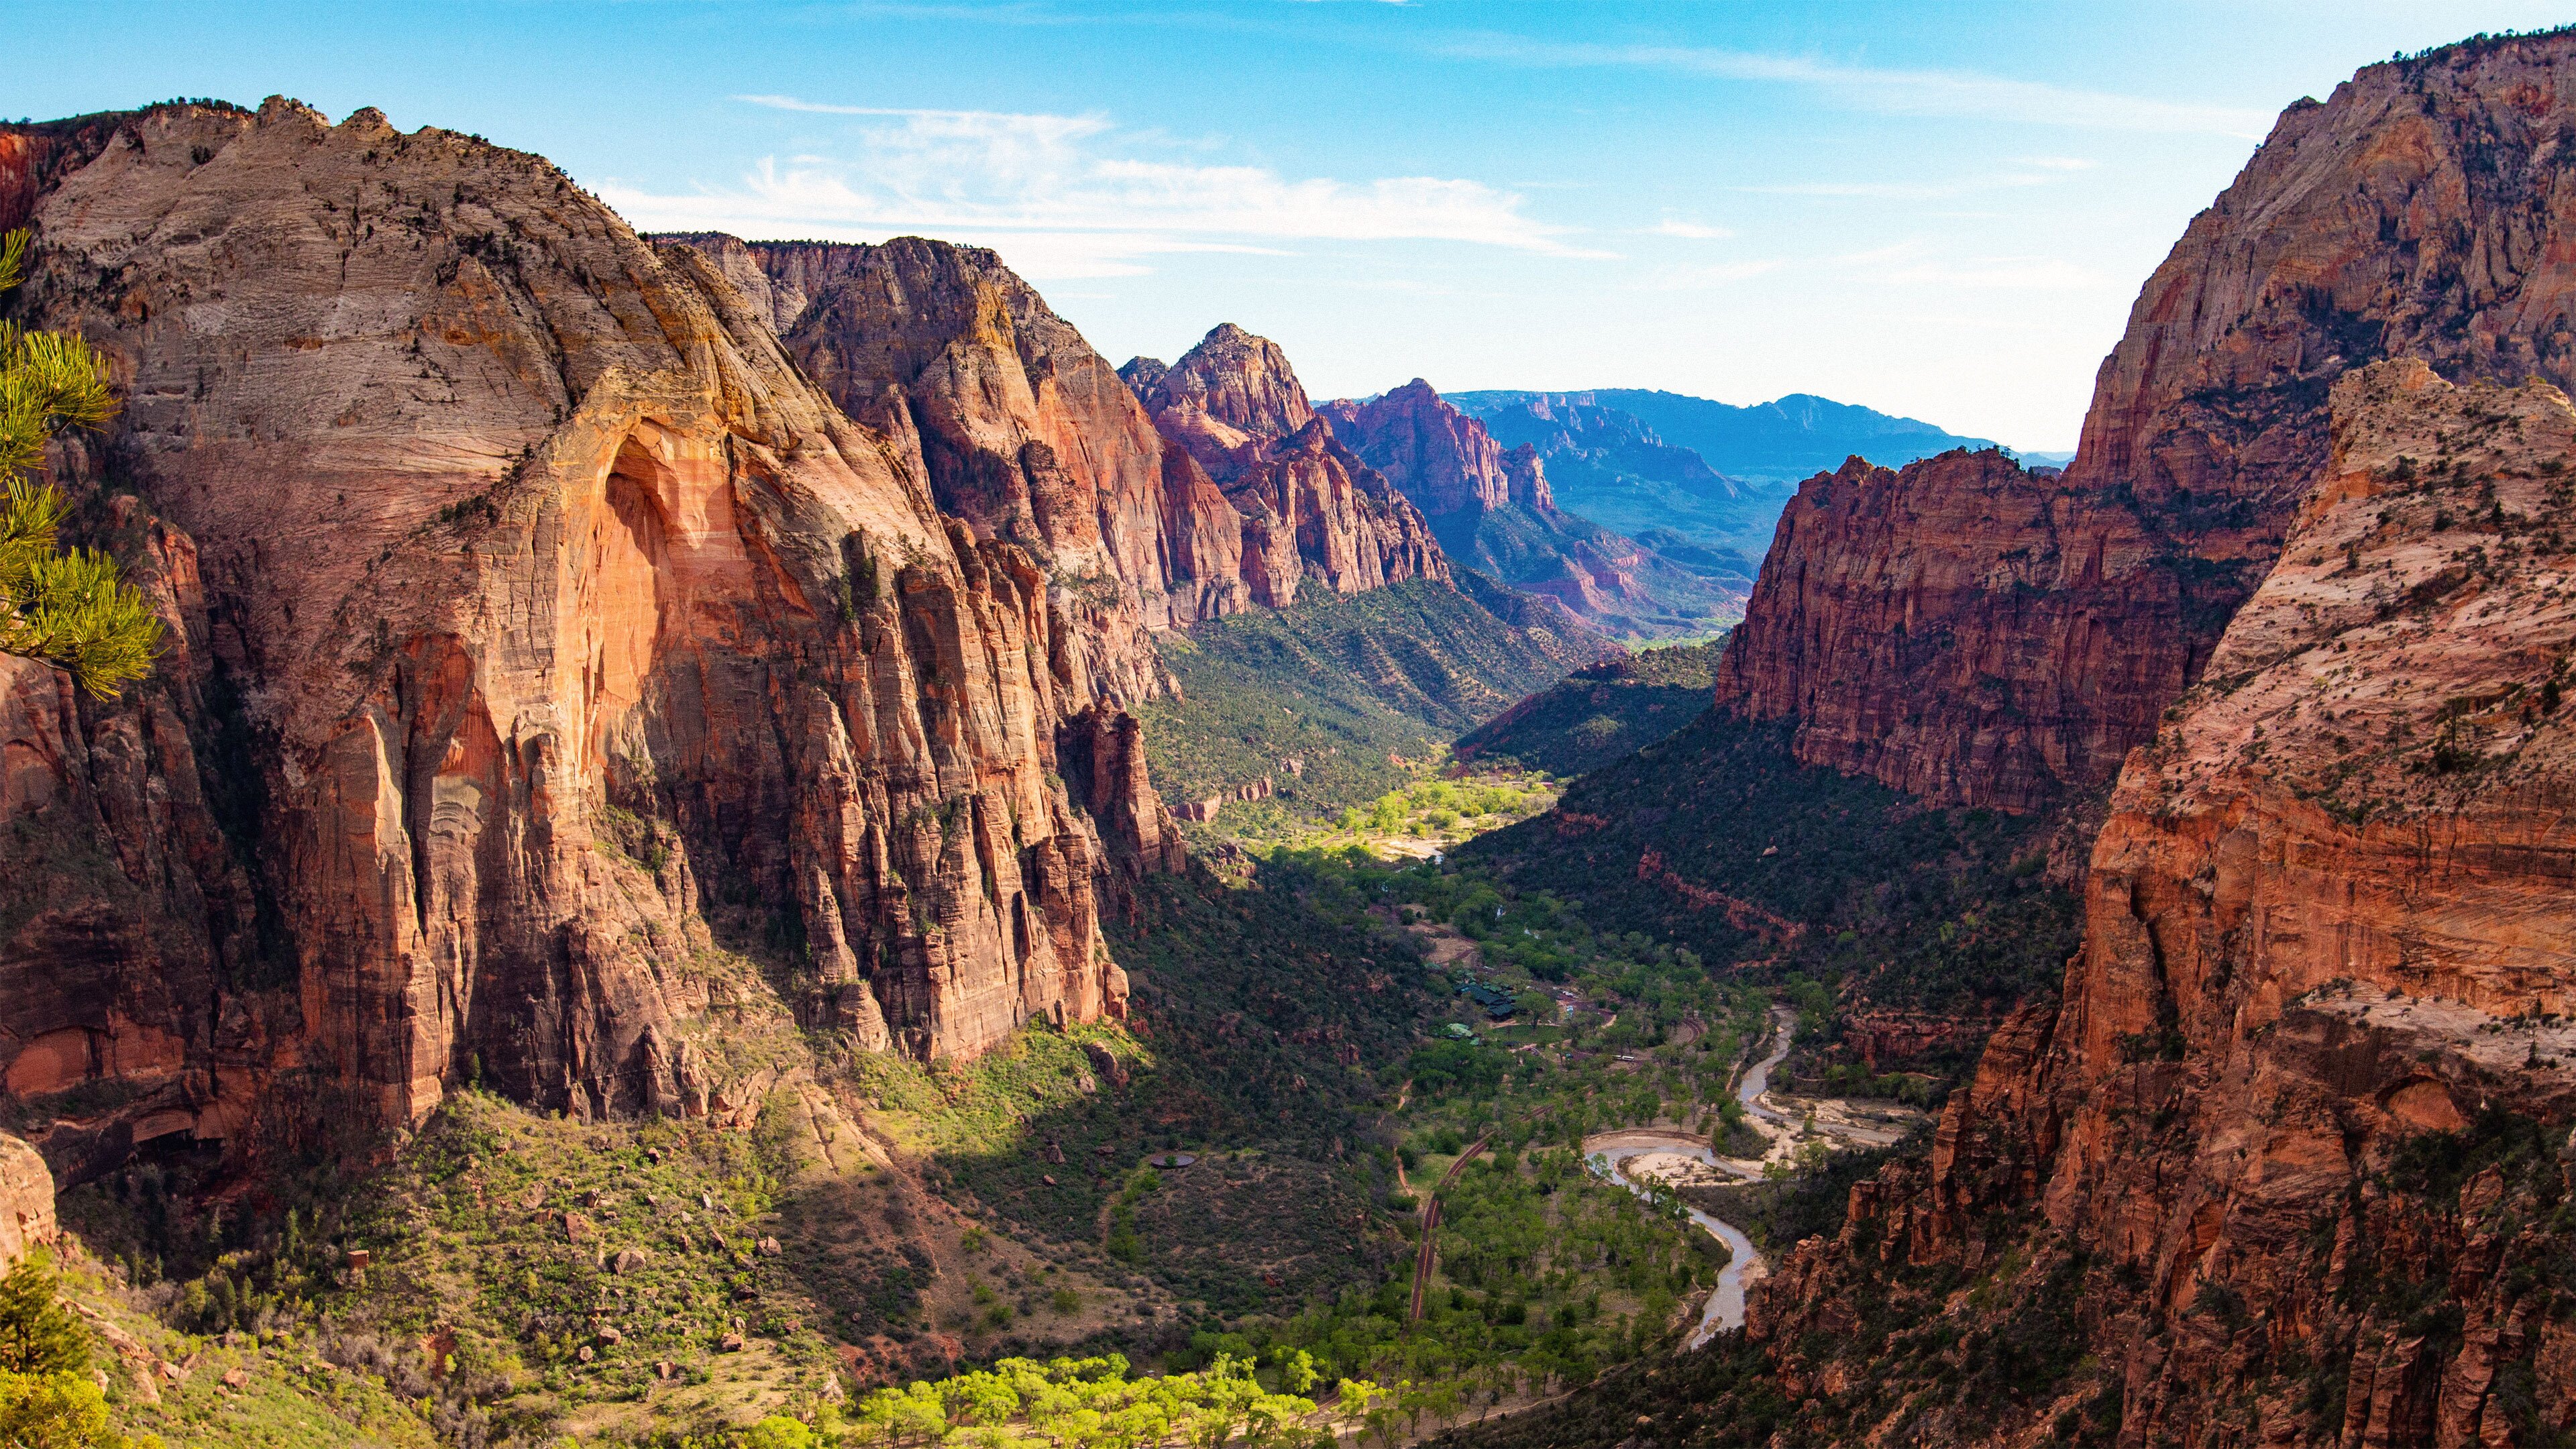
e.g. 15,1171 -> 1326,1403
1582,1008 -> 1794,1346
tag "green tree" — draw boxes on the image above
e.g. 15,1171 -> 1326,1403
0,1369 -> 125,1449
0,1257 -> 87,1377
742,1415 -> 816,1449
0,229 -> 162,698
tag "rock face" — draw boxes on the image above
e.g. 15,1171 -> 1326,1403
1746,360 -> 2576,1448
1326,380 -> 1748,637
661,233 -> 1249,635
0,1133 -> 54,1266
1142,323 -> 1320,449
0,99 -> 1175,1177
1126,325 -> 1447,607
1719,36 -> 2576,810
1322,380 -> 1540,517
1713,448 -> 2185,810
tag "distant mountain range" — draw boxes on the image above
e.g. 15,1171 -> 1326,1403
1442,388 -> 2004,564
1448,388 -> 2002,487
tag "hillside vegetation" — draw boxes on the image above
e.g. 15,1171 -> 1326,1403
1452,642 -> 1725,779
1461,714 -> 2080,1077
1136,579 -> 1608,837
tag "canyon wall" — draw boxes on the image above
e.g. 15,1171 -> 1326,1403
1748,359 -> 2576,1447
1718,36 -> 2576,810
0,99 -> 1179,1182
665,233 -> 1252,635
0,1132 -> 53,1267
1126,325 -> 1447,608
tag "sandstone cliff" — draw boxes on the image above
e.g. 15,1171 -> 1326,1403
0,99 -> 1177,1182
660,233 -> 1251,635
1126,325 -> 1447,607
1745,360 -> 2576,1448
0,1132 -> 53,1267
1719,35 -> 2576,810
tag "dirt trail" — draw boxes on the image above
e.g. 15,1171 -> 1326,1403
1406,1133 -> 1491,1322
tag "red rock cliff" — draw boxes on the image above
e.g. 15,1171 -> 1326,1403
0,99 -> 1175,1179
1322,380 -> 1527,516
1748,359 -> 2576,1448
662,233 -> 1254,635
0,1133 -> 52,1267
1128,325 -> 1446,606
1719,36 -> 2576,810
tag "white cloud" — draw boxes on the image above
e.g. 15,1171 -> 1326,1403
1434,36 -> 2275,138
1634,260 -> 1783,290
598,98 -> 1607,278
2017,156 -> 2100,171
1646,219 -> 1736,239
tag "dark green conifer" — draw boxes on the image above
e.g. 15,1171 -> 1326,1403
0,228 -> 161,698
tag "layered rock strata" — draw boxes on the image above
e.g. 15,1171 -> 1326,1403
663,233 -> 1247,636
0,99 -> 1173,1178
0,1133 -> 54,1267
1127,325 -> 1446,606
1748,360 -> 2576,1447
1719,36 -> 2576,810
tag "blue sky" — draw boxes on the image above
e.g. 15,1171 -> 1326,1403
17,2 -> 2573,449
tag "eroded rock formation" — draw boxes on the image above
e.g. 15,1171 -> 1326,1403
1127,325 -> 1446,606
0,99 -> 1175,1179
1719,36 -> 2576,810
0,1133 -> 54,1267
1746,360 -> 2576,1448
662,233 -> 1249,635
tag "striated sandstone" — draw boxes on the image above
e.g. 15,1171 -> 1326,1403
1127,326 -> 1448,607
1720,36 -> 2576,810
0,1132 -> 54,1267
1136,323 -> 1318,449
1716,448 -> 2189,810
1748,360 -> 2576,1448
1322,380 -> 1530,517
661,233 -> 1248,637
0,99 -> 1171,1178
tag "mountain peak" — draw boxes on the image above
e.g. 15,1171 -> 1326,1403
1152,322 -> 1315,439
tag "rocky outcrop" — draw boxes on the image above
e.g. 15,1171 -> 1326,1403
1746,360 -> 2576,1448
1328,380 -> 1746,637
0,99 -> 1175,1179
0,1133 -> 54,1267
660,233 -> 1249,635
1714,448 -> 2187,810
1136,323 -> 1318,449
1322,380 -> 1537,517
1719,35 -> 2576,810
1126,326 -> 1447,607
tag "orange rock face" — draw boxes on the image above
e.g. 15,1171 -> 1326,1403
1322,380 -> 1530,517
1748,360 -> 2576,1448
1715,448 -> 2188,810
667,233 -> 1249,639
1720,38 -> 2576,810
0,1133 -> 53,1267
0,99 -> 1174,1173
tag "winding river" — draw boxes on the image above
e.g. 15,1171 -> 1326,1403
1582,1008 -> 1794,1346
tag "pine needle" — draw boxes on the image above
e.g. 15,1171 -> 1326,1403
0,227 -> 160,698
